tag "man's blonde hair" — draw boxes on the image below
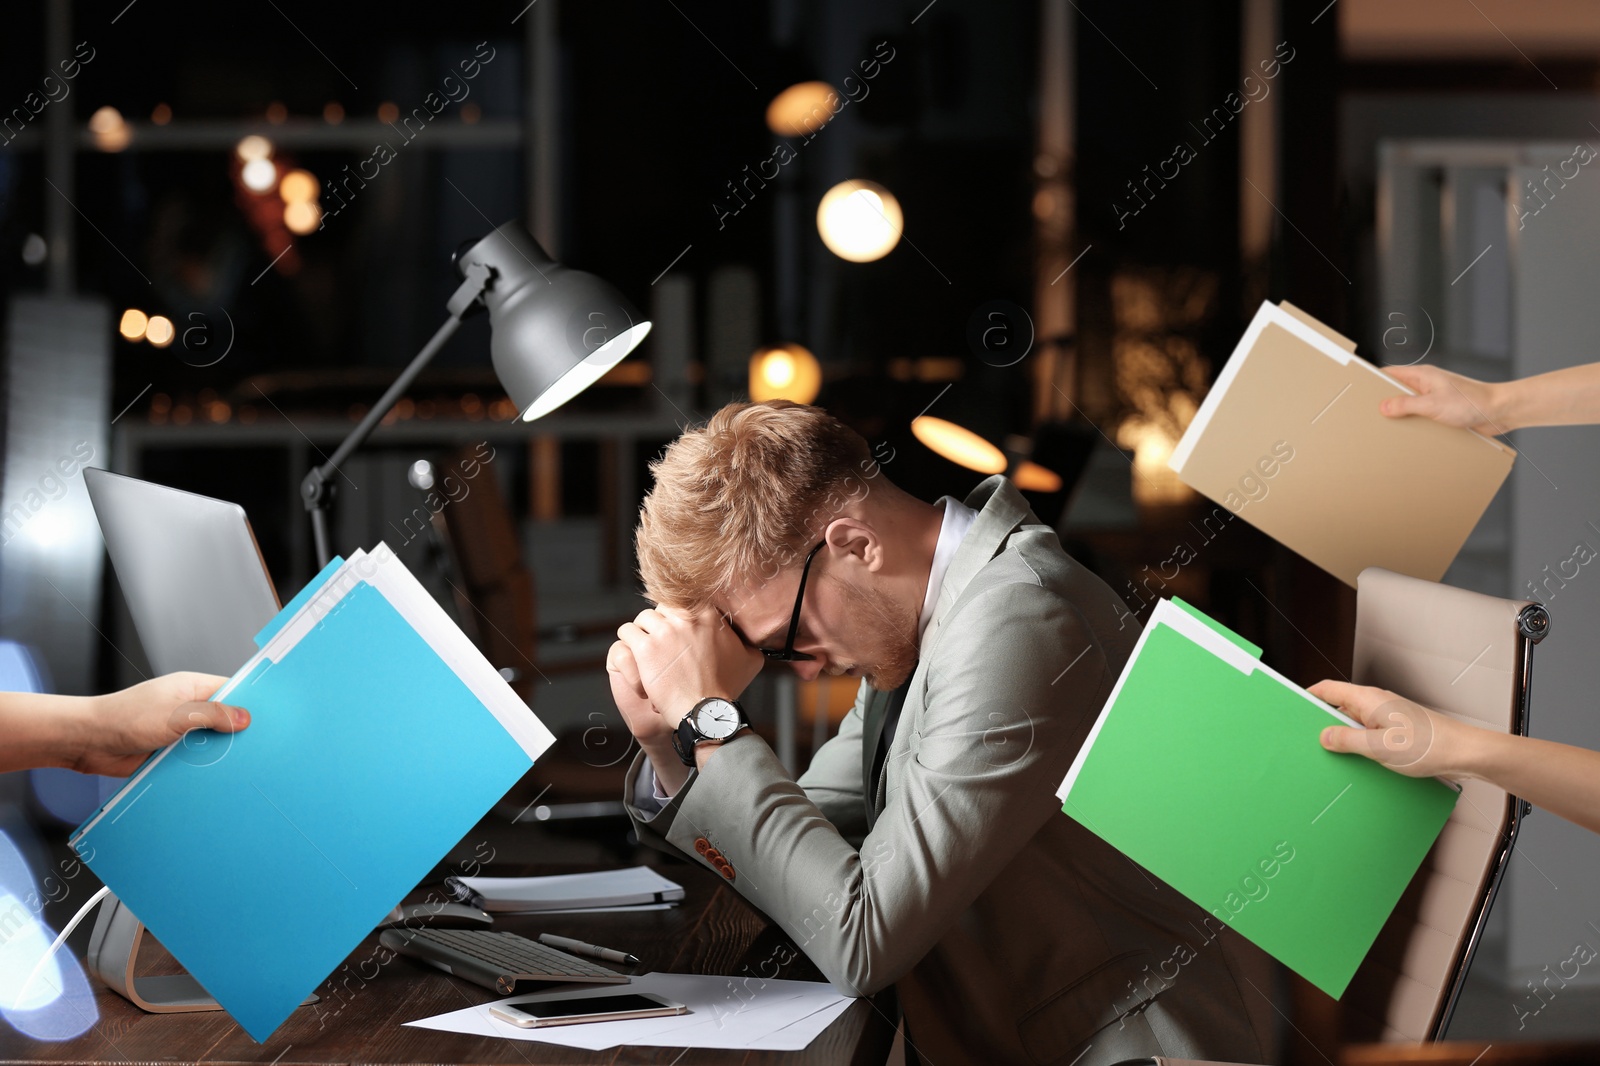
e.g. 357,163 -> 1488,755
636,401 -> 874,610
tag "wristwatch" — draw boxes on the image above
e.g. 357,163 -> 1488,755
671,697 -> 750,766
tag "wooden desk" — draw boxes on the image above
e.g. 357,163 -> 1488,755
0,863 -> 893,1065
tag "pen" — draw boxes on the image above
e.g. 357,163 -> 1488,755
538,932 -> 640,966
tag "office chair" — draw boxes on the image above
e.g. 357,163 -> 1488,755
414,444 -> 634,829
1114,566 -> 1549,1065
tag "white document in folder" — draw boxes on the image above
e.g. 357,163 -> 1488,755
403,972 -> 855,1051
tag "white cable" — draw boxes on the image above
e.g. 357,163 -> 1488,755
13,884 -> 110,1009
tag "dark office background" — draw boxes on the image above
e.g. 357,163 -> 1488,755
5,0 -> 1600,1058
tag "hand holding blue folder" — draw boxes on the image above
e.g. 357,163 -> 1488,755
71,544 -> 556,1041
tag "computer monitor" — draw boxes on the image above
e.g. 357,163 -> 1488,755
84,468 -> 280,676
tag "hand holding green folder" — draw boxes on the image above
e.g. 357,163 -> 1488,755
1056,596 -> 1458,999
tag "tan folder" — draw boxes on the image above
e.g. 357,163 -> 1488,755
1168,300 -> 1515,587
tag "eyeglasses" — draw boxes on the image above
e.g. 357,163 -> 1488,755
761,540 -> 826,662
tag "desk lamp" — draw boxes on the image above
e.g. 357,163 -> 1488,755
79,224 -> 652,1018
301,220 -> 652,566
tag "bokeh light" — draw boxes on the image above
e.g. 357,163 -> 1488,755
816,180 -> 903,263
241,158 -> 277,193
1013,460 -> 1063,493
765,82 -> 837,138
749,343 -> 822,404
283,201 -> 321,235
118,309 -> 148,341
235,135 -> 272,162
145,315 -> 175,348
912,416 -> 1007,474
88,107 -> 129,152
278,170 -> 318,204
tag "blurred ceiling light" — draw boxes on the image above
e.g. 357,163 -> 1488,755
323,101 -> 345,124
912,416 -> 1006,475
749,343 -> 822,404
377,101 -> 399,124
283,200 -> 321,235
266,101 -> 288,124
817,180 -> 902,263
241,157 -> 277,193
235,134 -> 272,161
764,354 -> 795,388
145,315 -> 175,348
1012,460 -> 1063,493
88,106 -> 129,152
118,308 -> 149,341
766,81 -> 836,137
278,169 -> 318,204
151,103 -> 172,125
21,234 -> 47,266
460,102 -> 482,124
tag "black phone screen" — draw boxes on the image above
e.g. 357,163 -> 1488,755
526,994 -> 671,1018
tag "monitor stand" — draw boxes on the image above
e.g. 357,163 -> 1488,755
86,894 -> 317,1012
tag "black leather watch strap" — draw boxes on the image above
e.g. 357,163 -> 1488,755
671,720 -> 698,766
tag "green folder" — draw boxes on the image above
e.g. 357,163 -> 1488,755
1056,596 -> 1458,998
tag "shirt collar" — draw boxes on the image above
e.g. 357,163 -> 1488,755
919,496 -> 979,640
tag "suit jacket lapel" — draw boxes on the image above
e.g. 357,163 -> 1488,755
923,476 -> 1031,643
856,477 -> 1033,830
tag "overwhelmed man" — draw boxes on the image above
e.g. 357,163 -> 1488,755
608,400 -> 1279,1064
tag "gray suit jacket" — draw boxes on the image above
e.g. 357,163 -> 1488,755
625,477 -> 1282,1064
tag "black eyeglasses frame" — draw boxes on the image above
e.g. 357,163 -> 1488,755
761,540 -> 827,662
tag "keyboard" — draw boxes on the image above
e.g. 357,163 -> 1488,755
379,928 -> 631,994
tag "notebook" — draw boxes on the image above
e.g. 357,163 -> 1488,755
70,544 -> 555,1041
1056,596 -> 1458,998
1168,300 -> 1515,586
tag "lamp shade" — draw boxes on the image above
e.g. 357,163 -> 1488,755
455,221 -> 652,421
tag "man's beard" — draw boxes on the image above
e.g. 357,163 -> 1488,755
846,582 -> 920,692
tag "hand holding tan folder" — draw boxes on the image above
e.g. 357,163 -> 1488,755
1168,300 -> 1515,586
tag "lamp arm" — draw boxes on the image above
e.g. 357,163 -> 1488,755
301,262 -> 494,567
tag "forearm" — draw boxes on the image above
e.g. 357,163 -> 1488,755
667,711 -> 1068,998
0,692 -> 98,773
669,736 -> 917,995
1460,729 -> 1600,835
1494,363 -> 1600,430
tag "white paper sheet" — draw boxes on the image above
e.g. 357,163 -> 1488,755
449,866 -> 685,911
507,902 -> 679,915
403,971 -> 855,1051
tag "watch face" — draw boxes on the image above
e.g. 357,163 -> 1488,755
693,698 -> 742,740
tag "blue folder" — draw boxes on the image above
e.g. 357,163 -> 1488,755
71,561 -> 545,1041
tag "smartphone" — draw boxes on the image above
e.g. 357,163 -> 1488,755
489,993 -> 689,1028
